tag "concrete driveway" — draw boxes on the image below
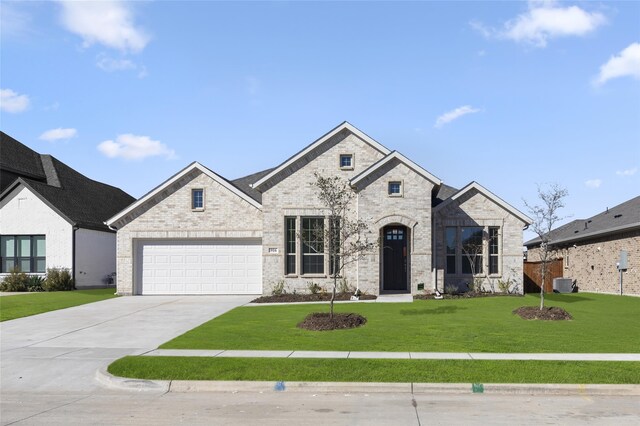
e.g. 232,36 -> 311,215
0,295 -> 253,393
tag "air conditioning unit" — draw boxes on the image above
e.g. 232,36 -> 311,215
553,278 -> 573,293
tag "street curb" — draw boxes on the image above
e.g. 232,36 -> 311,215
95,368 -> 170,394
97,369 -> 640,396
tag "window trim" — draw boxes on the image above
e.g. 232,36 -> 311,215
388,180 -> 403,197
339,153 -> 354,170
301,216 -> 325,276
284,217 -> 297,276
488,226 -> 500,275
191,188 -> 205,211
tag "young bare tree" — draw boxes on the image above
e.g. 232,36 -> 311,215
524,184 -> 568,310
461,228 -> 485,293
310,173 -> 376,319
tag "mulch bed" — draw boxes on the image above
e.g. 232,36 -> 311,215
415,292 -> 523,300
297,312 -> 367,331
513,306 -> 573,321
251,292 -> 376,303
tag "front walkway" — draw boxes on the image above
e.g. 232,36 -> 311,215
143,349 -> 640,361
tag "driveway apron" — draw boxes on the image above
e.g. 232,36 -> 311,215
0,295 -> 253,393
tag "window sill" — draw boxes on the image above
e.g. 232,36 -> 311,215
300,274 -> 327,278
340,166 -> 354,171
191,208 -> 205,212
285,274 -> 298,278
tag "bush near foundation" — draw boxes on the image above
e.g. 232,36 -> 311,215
43,267 -> 75,291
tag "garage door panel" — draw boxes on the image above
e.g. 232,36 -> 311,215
139,240 -> 262,295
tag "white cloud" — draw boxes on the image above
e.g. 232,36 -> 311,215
594,43 -> 640,86
585,179 -> 602,189
0,2 -> 33,38
0,88 -> 30,113
58,1 -> 149,53
434,105 -> 481,128
39,128 -> 77,142
97,134 -> 175,160
472,2 -> 606,47
96,53 -> 136,72
616,167 -> 638,176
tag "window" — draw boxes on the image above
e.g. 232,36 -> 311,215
339,154 -> 353,169
301,217 -> 324,274
461,227 -> 483,274
445,227 -> 457,274
285,217 -> 296,275
1,235 -> 45,273
191,189 -> 204,210
489,227 -> 499,275
388,181 -> 402,196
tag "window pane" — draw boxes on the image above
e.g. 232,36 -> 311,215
303,255 -> 324,274
388,182 -> 401,194
489,257 -> 498,275
286,255 -> 296,275
18,237 -> 31,257
34,236 -> 46,256
1,236 -> 15,257
19,258 -> 31,273
445,228 -> 456,254
340,155 -> 352,167
446,256 -> 456,274
2,259 -> 15,273
192,189 -> 203,209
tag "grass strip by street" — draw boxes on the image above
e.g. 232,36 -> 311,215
161,293 -> 640,353
0,288 -> 118,321
108,357 -> 640,384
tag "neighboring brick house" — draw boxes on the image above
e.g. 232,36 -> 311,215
106,122 -> 531,296
0,132 -> 135,288
525,196 -> 640,296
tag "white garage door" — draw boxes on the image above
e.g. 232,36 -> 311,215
138,240 -> 262,295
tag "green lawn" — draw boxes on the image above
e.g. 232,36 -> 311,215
161,293 -> 640,353
108,357 -> 640,384
0,288 -> 118,321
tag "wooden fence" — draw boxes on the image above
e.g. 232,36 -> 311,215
523,259 -> 563,293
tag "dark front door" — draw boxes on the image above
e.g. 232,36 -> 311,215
382,226 -> 408,291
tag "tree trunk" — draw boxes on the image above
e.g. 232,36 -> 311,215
330,275 -> 336,320
539,261 -> 546,310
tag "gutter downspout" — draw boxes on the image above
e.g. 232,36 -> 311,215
72,225 -> 79,287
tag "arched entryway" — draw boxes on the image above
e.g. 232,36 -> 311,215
381,225 -> 409,292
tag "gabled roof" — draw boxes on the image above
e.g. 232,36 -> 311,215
433,181 -> 533,225
524,195 -> 640,247
0,141 -> 135,232
1,132 -> 47,192
106,161 -> 262,227
251,121 -> 391,190
349,151 -> 442,188
432,183 -> 459,208
231,167 -> 275,203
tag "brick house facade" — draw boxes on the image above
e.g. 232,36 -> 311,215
107,122 -> 531,296
525,196 -> 640,296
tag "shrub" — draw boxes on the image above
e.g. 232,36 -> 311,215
0,268 -> 28,292
444,283 -> 458,295
43,267 -> 75,291
497,278 -> 511,294
26,275 -> 45,292
271,280 -> 286,296
307,281 -> 322,294
337,278 -> 352,294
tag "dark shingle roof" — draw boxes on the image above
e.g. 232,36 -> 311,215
432,183 -> 459,207
231,168 -> 276,203
1,132 -> 46,192
524,195 -> 640,247
1,132 -> 135,232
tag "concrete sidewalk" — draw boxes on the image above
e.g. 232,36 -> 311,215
142,349 -> 640,361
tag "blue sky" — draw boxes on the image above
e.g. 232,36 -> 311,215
2,1 -> 639,241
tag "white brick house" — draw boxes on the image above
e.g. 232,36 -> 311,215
106,122 -> 531,296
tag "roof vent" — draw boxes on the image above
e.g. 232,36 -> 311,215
614,214 -> 622,219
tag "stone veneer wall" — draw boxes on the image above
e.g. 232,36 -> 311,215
261,130 -> 390,295
527,229 -> 640,295
113,170 -> 262,295
434,189 -> 526,294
